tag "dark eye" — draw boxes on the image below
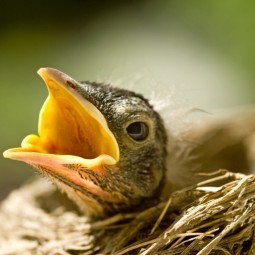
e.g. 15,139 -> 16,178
126,122 -> 149,141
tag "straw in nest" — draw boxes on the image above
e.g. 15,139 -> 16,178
0,170 -> 254,255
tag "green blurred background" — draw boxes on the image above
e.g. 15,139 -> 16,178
1,0 -> 255,199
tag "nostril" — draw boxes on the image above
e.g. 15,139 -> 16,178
66,80 -> 78,89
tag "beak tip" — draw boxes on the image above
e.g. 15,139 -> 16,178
3,149 -> 11,159
37,67 -> 56,79
37,67 -> 74,88
3,149 -> 22,160
37,67 -> 47,75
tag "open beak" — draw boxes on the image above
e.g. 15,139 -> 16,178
3,68 -> 119,191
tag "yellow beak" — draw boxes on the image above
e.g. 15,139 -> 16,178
3,68 -> 119,175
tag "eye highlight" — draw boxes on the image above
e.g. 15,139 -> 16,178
126,122 -> 149,141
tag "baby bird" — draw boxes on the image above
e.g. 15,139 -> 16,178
4,68 -> 255,218
3,68 -> 167,218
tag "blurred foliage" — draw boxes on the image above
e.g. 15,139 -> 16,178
1,0 -> 255,199
160,0 -> 255,74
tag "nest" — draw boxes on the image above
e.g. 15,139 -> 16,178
0,170 -> 255,255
